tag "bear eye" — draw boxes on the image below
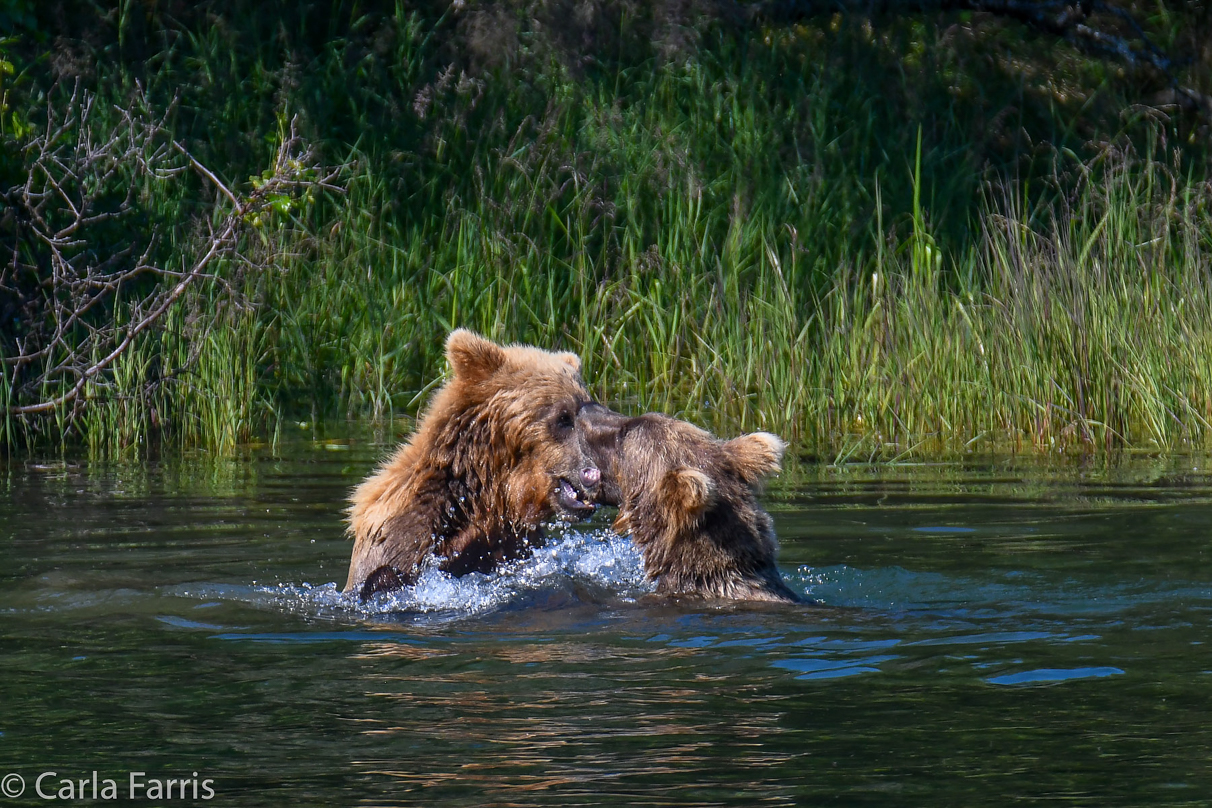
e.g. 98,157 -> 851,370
555,411 -> 574,430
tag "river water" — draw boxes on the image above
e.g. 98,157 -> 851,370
3,438 -> 1211,805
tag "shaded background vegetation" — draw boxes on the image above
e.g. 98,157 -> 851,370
2,0 -> 1211,457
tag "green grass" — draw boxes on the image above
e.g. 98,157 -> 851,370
3,4 -> 1211,458
250,116 -> 1212,459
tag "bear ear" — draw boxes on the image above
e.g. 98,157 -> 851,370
446,329 -> 507,383
556,352 -> 581,373
724,432 -> 786,485
657,467 -> 716,521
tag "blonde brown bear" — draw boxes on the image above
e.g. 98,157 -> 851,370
584,411 -> 801,603
345,330 -> 610,599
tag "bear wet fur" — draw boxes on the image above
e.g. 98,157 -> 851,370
587,412 -> 801,603
345,329 -> 607,599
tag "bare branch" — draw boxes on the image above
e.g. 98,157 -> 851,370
172,140 -> 240,208
1,89 -> 346,426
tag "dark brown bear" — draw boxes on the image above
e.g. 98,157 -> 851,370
345,329 -> 609,600
584,411 -> 801,603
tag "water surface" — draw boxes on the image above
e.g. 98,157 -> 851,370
3,441 -> 1212,805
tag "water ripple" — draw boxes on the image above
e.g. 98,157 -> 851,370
986,666 -> 1126,685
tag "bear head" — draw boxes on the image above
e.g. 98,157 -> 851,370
579,410 -> 798,602
433,328 -> 605,522
345,329 -> 621,597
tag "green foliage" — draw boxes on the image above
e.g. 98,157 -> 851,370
0,1 -> 37,36
0,36 -> 29,138
2,1 -> 1211,457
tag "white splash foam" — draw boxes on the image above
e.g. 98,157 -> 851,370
181,527 -> 653,620
360,526 -> 652,616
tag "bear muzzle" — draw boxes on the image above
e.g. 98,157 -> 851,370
575,402 -> 633,506
555,467 -> 600,516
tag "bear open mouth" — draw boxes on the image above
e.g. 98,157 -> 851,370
556,477 -> 597,516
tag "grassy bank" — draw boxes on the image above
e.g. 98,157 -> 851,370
2,2 -> 1210,458
256,133 -> 1212,458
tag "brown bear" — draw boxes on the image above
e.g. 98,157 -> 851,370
583,411 -> 801,603
345,329 -> 612,600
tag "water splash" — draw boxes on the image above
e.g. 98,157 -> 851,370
172,527 -> 652,621
361,526 -> 653,616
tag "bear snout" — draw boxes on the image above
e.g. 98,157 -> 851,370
575,402 -> 631,506
580,466 -> 601,489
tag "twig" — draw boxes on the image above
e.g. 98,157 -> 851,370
2,90 -> 343,423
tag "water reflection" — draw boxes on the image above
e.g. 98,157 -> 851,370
986,666 -> 1126,685
4,447 -> 1212,804
772,655 -> 897,680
